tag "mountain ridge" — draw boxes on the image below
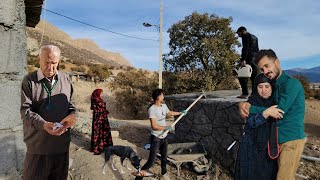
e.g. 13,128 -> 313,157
27,20 -> 131,67
284,66 -> 320,83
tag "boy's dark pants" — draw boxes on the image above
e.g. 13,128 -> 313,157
135,135 -> 168,180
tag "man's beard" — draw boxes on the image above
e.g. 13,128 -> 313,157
266,70 -> 280,80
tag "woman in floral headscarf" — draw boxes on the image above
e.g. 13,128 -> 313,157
90,89 -> 113,155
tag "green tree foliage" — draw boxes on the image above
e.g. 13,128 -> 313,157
164,12 -> 240,92
314,90 -> 320,100
111,69 -> 157,118
87,64 -> 110,80
293,75 -> 312,99
70,66 -> 86,73
59,64 -> 66,70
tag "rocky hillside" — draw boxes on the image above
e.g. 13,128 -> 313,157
26,20 -> 131,67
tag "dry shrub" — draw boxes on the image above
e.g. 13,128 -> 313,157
71,66 -> 86,73
163,71 -> 238,95
293,75 -> 312,99
111,69 -> 157,119
59,64 -> 66,70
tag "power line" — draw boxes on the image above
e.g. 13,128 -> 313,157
42,8 -> 158,42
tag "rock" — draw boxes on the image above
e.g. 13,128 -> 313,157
12,125 -> 23,132
76,147 -> 84,151
5,167 -> 20,179
111,131 -> 119,138
311,145 -> 318,151
85,134 -> 90,139
69,158 -> 74,169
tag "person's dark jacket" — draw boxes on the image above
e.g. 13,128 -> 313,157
240,32 -> 259,63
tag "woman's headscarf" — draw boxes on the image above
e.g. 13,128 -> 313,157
248,73 -> 275,107
90,89 -> 103,110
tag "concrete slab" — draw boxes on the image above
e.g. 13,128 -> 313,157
0,0 -> 19,27
0,29 -> 27,74
0,81 -> 22,129
0,132 -> 16,174
15,131 -> 26,171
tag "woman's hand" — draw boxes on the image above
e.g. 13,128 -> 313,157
262,105 -> 284,119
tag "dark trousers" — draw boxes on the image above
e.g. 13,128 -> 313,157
249,63 -> 258,94
238,63 -> 258,95
135,135 -> 168,180
23,152 -> 69,180
238,77 -> 249,95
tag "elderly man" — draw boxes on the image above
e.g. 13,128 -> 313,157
21,45 -> 76,180
239,49 -> 306,180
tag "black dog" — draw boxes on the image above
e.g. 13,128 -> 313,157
103,145 -> 141,174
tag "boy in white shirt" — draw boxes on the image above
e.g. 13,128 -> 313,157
135,89 -> 186,180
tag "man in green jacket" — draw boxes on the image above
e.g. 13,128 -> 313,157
239,49 -> 306,180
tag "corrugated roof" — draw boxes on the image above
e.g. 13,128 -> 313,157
25,0 -> 44,27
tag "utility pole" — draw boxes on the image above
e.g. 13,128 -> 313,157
159,0 -> 163,89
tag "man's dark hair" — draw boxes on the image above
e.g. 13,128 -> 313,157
254,49 -> 278,65
236,26 -> 247,33
152,89 -> 164,101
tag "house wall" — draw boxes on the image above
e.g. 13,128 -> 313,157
0,0 -> 27,177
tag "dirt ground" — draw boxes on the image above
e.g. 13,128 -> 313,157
69,115 -> 320,180
68,118 -> 228,180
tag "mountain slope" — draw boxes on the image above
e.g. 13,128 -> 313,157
27,20 -> 131,67
284,66 -> 320,83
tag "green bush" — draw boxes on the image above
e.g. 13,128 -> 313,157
314,90 -> 320,100
162,70 -> 237,95
87,64 -> 110,80
71,66 -> 86,73
111,70 -> 157,119
74,61 -> 87,66
59,64 -> 66,70
126,66 -> 135,71
293,75 -> 312,99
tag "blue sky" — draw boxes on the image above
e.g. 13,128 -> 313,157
42,0 -> 320,70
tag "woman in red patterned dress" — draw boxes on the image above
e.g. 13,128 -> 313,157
90,89 -> 113,155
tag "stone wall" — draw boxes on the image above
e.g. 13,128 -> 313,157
0,0 -> 27,177
167,91 -> 246,175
